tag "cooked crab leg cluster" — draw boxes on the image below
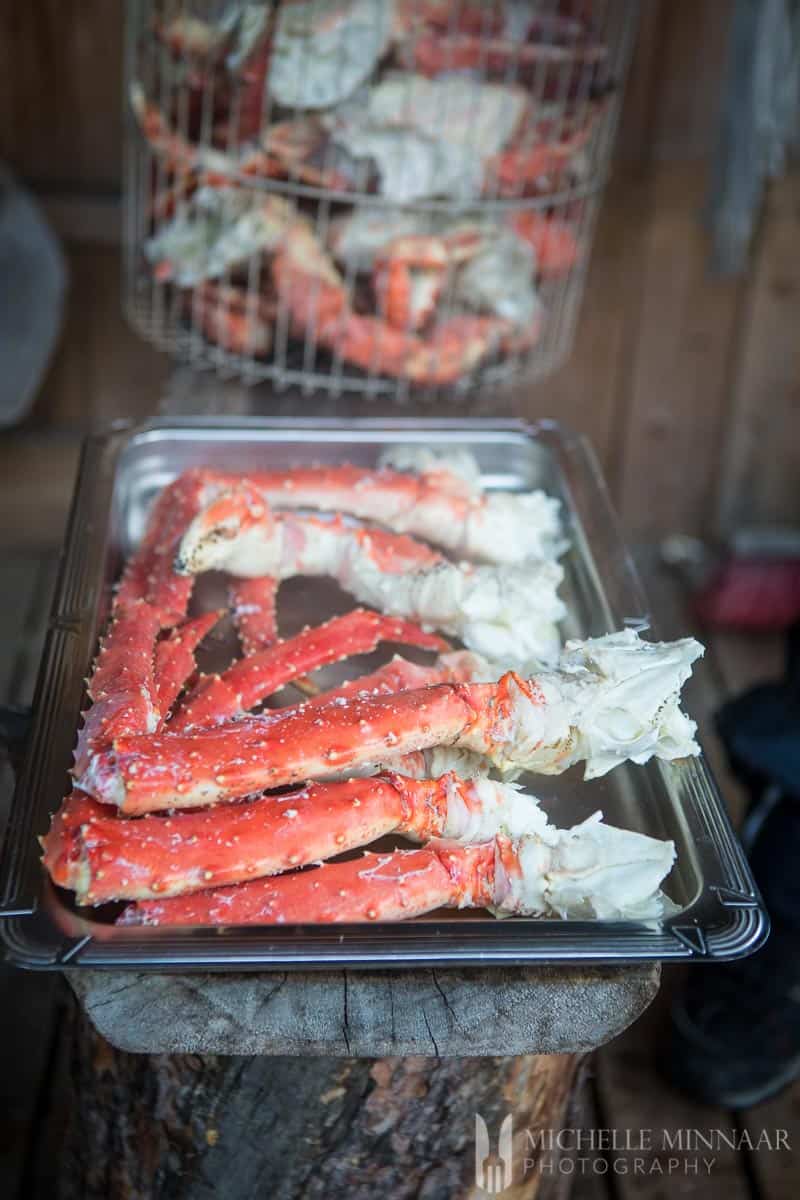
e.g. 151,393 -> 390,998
44,771 -> 555,905
43,448 -> 700,928
133,0 -> 610,384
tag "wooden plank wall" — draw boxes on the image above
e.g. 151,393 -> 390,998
0,0 -> 124,192
0,0 -> 797,541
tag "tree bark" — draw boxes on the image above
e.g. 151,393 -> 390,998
38,991 -> 582,1200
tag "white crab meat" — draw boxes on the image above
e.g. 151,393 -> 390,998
367,74 -> 527,159
268,0 -> 395,110
374,445 -> 566,563
327,73 -> 527,201
458,629 -> 704,779
377,444 -> 484,492
494,813 -> 677,920
145,188 -> 294,286
442,777 -> 552,843
455,230 -> 542,328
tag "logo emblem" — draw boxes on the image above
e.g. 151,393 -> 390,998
475,1113 -> 513,1193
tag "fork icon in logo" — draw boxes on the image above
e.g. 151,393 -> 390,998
475,1113 -> 513,1194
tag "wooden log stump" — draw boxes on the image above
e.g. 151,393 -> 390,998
68,966 -> 660,1057
29,966 -> 660,1200
48,996 -> 583,1200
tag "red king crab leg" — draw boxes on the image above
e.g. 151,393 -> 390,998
44,770 -> 550,905
190,282 -> 276,358
319,312 -> 513,388
41,791 -> 108,894
74,469 -> 210,769
173,485 -> 566,666
49,469 -> 216,875
153,610 -> 224,724
129,83 -> 234,182
272,222 -> 350,334
118,817 -> 676,927
120,841 -> 493,927
295,650 -> 486,711
404,34 -> 606,81
372,235 -> 449,332
228,573 -> 324,701
508,212 -> 579,279
84,681 -> 485,813
116,468 -> 207,622
194,455 -> 563,565
72,600 -> 164,776
229,576 -> 280,653
81,630 -> 703,814
132,82 -> 349,195
66,470 -> 211,812
168,608 -> 447,731
269,212 -> 515,386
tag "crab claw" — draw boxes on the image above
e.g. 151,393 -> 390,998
175,484 -> 278,577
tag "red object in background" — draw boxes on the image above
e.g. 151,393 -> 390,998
694,558 -> 800,631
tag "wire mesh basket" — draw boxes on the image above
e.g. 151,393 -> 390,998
123,0 -> 637,400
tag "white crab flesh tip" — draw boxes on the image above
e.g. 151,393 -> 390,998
467,630 -> 703,779
495,814 -> 677,920
561,630 -> 703,779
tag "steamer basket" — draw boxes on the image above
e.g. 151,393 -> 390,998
123,0 -> 637,399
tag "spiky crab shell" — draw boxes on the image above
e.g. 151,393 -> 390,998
168,607 -> 447,731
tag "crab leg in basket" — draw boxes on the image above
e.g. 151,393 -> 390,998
169,608 -> 447,731
373,235 -> 448,332
44,771 -> 555,905
190,282 -> 276,358
119,817 -> 676,927
271,224 -> 515,387
174,484 -> 566,666
82,632 -> 703,814
197,451 -> 563,565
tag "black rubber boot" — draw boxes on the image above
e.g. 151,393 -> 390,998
663,625 -> 800,1108
665,905 -> 800,1107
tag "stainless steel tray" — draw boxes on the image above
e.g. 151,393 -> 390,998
0,417 -> 768,969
